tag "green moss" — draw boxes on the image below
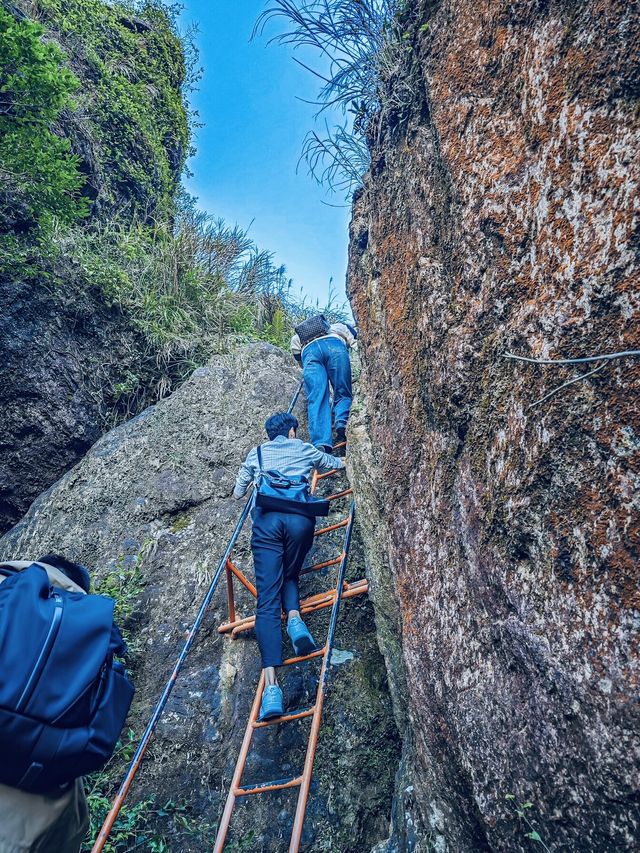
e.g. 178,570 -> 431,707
170,512 -> 191,533
0,5 -> 88,244
1,0 -> 190,286
33,0 -> 190,218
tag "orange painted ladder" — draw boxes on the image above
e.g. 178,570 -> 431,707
213,453 -> 368,852
91,382 -> 306,852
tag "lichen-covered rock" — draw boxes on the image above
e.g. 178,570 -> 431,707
0,343 -> 399,851
347,1 -> 639,850
348,401 -> 432,853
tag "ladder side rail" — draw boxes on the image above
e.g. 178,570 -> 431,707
213,672 -> 266,852
225,563 -> 237,625
289,500 -> 356,852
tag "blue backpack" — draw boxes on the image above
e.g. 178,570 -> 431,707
0,563 -> 134,794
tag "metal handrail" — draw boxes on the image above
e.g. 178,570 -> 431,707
91,379 -> 304,852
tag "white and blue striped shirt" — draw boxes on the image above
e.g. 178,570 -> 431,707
233,435 -> 345,498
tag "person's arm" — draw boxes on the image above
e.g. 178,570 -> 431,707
307,444 -> 345,474
290,333 -> 302,364
233,447 -> 257,498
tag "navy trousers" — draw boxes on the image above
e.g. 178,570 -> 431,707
302,337 -> 352,449
251,508 -> 315,668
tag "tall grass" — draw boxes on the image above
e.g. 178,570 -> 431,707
52,193 -> 347,420
255,0 -> 415,195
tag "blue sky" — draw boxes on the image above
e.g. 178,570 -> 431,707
178,1 -> 352,308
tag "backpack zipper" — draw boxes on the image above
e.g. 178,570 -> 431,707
16,592 -> 64,712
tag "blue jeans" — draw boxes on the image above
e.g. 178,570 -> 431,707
302,337 -> 352,449
251,508 -> 315,668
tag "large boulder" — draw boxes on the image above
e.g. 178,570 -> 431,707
347,0 -> 639,850
0,343 -> 399,852
0,277 -> 148,534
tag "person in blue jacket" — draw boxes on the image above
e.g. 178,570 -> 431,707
234,412 -> 344,721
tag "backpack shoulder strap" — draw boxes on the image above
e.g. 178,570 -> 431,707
0,560 -> 33,572
256,444 -> 264,472
0,563 -> 19,579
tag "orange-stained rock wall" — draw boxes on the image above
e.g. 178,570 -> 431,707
347,1 -> 639,849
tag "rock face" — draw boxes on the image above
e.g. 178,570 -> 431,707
0,278 -> 148,534
347,1 -> 639,851
0,0 -> 190,534
0,343 -> 399,852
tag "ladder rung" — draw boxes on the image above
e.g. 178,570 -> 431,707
235,775 -> 303,796
300,554 -> 343,576
315,468 -> 339,480
326,488 -> 353,501
253,706 -> 316,729
225,581 -> 369,636
314,517 -> 349,537
282,647 -> 326,666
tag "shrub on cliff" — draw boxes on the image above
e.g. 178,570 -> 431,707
52,192 -> 346,420
0,5 -> 88,240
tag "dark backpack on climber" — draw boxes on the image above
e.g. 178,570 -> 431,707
294,314 -> 331,347
254,445 -> 330,517
0,561 -> 134,794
